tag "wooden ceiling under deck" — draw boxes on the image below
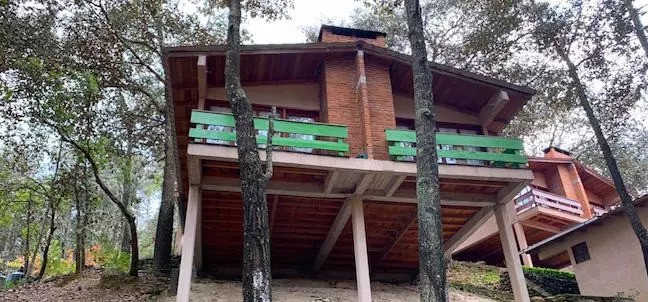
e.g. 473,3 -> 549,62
200,190 -> 480,280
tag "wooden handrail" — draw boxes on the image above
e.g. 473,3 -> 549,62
515,188 -> 584,217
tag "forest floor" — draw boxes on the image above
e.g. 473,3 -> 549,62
158,278 -> 496,302
0,269 -> 166,301
0,262 -> 512,301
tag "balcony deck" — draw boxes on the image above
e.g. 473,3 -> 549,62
183,110 -> 534,280
515,188 -> 588,233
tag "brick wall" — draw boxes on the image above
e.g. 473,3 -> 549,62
320,29 -> 386,47
365,59 -> 396,160
321,52 -> 396,160
322,57 -> 364,157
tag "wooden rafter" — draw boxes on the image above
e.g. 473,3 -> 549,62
313,197 -> 354,271
479,90 -> 509,127
375,210 -> 418,265
443,206 -> 493,258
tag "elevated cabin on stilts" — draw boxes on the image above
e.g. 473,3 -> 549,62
165,25 -> 537,302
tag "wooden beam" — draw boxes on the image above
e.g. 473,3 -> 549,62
188,144 -> 535,183
365,195 -> 496,207
495,203 -> 530,302
385,175 -> 406,197
479,90 -> 509,127
269,195 -> 279,236
496,181 -> 530,204
324,170 -> 340,194
351,197 -> 372,302
188,156 -> 201,185
177,185 -> 200,302
520,220 -> 561,233
443,206 -> 494,258
355,173 -> 374,195
197,55 -> 207,110
376,210 -> 418,264
514,222 -> 533,267
313,197 -> 354,271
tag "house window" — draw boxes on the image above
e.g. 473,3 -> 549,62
571,242 -> 591,264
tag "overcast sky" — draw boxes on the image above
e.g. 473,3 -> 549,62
243,0 -> 362,44
241,0 -> 648,44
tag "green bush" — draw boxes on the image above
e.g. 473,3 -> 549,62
93,246 -> 131,273
522,266 -> 579,295
43,240 -> 75,278
523,266 -> 575,280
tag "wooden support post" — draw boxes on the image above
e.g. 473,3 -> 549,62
195,190 -> 203,271
514,222 -> 533,267
176,185 -> 200,302
351,197 -> 372,302
269,195 -> 279,236
495,203 -> 530,302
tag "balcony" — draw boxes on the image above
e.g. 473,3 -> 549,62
385,129 -> 527,168
188,110 -> 349,155
515,188 -> 584,217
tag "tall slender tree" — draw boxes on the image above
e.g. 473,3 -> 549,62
531,0 -> 648,277
403,0 -> 447,301
225,0 -> 275,300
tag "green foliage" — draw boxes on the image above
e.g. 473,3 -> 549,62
523,266 -> 575,281
43,240 -> 75,278
90,245 -> 131,273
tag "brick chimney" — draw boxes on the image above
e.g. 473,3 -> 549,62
543,146 -> 572,159
318,25 -> 387,48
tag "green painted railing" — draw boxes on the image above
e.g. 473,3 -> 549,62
385,129 -> 527,167
189,110 -> 349,155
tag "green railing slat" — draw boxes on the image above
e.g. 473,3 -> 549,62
385,128 -> 527,166
189,128 -> 349,152
385,129 -> 522,149
388,146 -> 527,164
191,111 -> 347,138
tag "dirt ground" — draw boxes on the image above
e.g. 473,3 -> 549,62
159,278 -> 497,302
0,270 -> 496,301
0,270 -> 165,302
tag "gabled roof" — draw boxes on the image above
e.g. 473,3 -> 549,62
163,40 -> 536,97
525,194 -> 648,254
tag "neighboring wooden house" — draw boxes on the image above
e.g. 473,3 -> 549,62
525,195 -> 648,300
164,25 -> 537,302
452,147 -> 620,268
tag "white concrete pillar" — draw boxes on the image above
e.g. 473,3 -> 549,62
513,222 -> 533,267
177,185 -> 200,302
351,197 -> 372,302
495,203 -> 530,302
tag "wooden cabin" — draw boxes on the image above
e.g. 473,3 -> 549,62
165,25 -> 536,302
452,147 -> 620,268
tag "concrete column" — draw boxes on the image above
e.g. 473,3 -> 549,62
495,204 -> 530,302
513,222 -> 533,267
177,185 -> 200,302
351,197 -> 372,302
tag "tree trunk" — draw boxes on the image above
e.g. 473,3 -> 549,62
61,134 -> 140,277
153,13 -> 177,271
74,175 -> 87,274
24,196 -> 32,276
404,0 -> 448,301
153,136 -> 176,273
555,43 -> 648,278
37,201 -> 57,280
622,0 -> 648,58
120,135 -> 134,253
225,1 -> 274,300
127,216 -> 139,277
